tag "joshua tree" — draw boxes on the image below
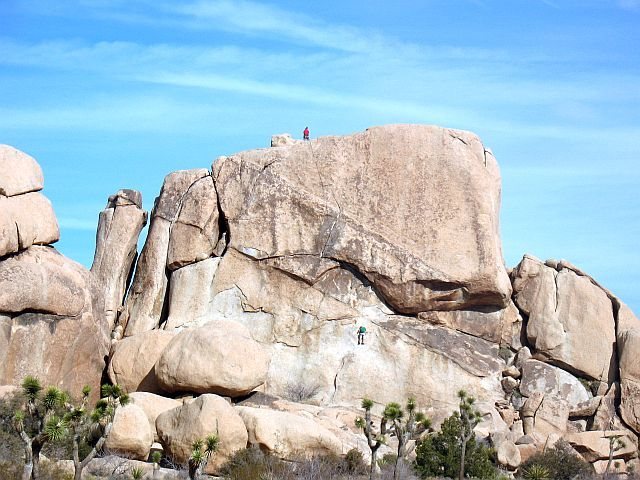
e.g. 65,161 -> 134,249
355,398 -> 388,480
67,384 -> 130,480
188,434 -> 220,479
12,378 -> 128,480
456,390 -> 483,480
356,397 -> 430,480
12,376 -> 68,480
605,433 -> 626,475
383,398 -> 430,480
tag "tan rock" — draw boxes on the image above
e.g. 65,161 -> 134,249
166,175 -> 219,270
417,300 -> 521,345
592,459 -> 627,474
237,406 -> 343,459
0,246 -> 86,316
121,169 -> 209,336
569,397 -> 602,418
0,145 -> 43,197
129,392 -> 182,442
271,134 -> 300,147
91,190 -> 147,330
104,404 -> 153,460
502,377 -> 518,394
618,328 -> 640,433
155,319 -> 270,396
517,444 -> 538,463
155,394 -> 248,472
0,192 -> 59,257
108,330 -> 176,394
564,430 -> 637,462
0,246 -> 110,397
494,437 -> 521,469
205,251 -> 505,421
592,383 -> 618,430
164,257 -> 220,329
213,125 -> 511,314
512,255 -> 616,382
519,360 -> 590,408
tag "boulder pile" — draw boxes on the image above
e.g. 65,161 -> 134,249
1,125 -> 639,474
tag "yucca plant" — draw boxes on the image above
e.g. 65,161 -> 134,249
131,466 -> 145,480
522,464 -> 551,480
188,434 -> 220,479
355,397 -> 387,480
12,376 -> 69,480
67,383 -> 129,480
384,398 -> 431,480
456,390 -> 484,480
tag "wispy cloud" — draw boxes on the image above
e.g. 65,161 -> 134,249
58,217 -> 98,231
618,0 -> 640,11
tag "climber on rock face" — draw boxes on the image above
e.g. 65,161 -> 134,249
303,126 -> 310,140
357,324 -> 367,345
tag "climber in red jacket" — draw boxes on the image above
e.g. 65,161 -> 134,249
303,127 -> 310,141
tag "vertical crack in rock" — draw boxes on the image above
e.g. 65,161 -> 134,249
211,172 -> 230,257
330,356 -> 348,403
553,270 -> 560,314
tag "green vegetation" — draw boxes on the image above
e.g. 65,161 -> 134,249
414,390 -> 498,480
517,441 -> 592,480
188,434 -> 219,479
5,377 -> 128,480
356,397 -> 430,480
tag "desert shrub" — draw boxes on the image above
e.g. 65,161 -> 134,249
219,446 -> 294,480
518,441 -> 592,480
414,413 -> 498,479
283,381 -> 322,403
0,460 -> 23,480
344,448 -> 367,475
0,392 -> 23,463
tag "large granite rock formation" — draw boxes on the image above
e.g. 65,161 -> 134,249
5,126 -> 640,473
214,125 -> 512,313
0,147 -> 111,396
92,189 -> 147,330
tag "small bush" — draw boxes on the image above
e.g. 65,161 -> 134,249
414,413 -> 498,479
518,441 -> 592,480
219,447 -> 293,480
283,382 -> 322,403
344,448 -> 367,475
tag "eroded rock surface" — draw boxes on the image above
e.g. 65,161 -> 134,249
512,255 -> 616,382
91,189 -> 147,330
213,125 -> 511,313
155,319 -> 270,396
156,394 -> 248,472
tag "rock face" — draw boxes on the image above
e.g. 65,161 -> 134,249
155,320 -> 271,396
104,403 -> 154,460
91,189 -> 147,330
0,144 -> 44,197
108,330 -> 176,393
237,406 -> 343,459
0,147 -> 110,396
214,125 -> 511,313
512,255 -> 616,382
7,128 -> 639,471
0,246 -> 87,316
156,394 -> 248,472
0,192 -> 59,257
120,169 -> 210,336
618,328 -> 640,433
129,392 -> 182,442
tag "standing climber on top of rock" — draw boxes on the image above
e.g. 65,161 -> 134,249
303,126 -> 310,141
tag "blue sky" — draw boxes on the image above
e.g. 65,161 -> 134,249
1,0 -> 639,313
